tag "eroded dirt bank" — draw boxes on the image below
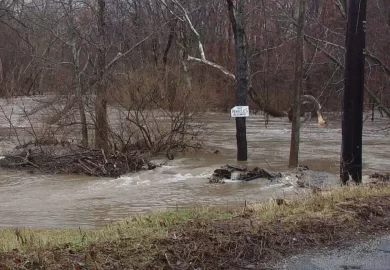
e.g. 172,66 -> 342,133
1,184 -> 390,269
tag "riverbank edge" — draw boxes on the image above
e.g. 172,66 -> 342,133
1,183 -> 390,269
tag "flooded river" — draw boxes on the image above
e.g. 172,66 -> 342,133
0,97 -> 389,228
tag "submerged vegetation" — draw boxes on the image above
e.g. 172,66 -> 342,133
1,183 -> 390,269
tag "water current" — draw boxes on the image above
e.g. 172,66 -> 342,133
0,97 -> 389,228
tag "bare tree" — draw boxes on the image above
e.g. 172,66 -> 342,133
227,0 -> 248,161
63,0 -> 89,146
94,0 -> 109,152
289,0 -> 307,168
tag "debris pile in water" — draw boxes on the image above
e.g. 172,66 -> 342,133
0,141 -> 156,178
369,172 -> 390,183
209,164 -> 281,183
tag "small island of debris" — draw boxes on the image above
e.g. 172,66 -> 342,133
209,164 -> 281,183
0,140 -> 156,178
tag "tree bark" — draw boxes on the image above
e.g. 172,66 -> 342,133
289,0 -> 307,168
72,43 -> 88,147
162,19 -> 176,66
95,0 -> 109,152
68,0 -> 88,147
227,0 -> 248,161
341,0 -> 367,184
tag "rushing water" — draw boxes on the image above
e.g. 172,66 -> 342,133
0,97 -> 389,228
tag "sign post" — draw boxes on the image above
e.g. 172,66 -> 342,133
231,106 -> 250,118
231,105 -> 249,161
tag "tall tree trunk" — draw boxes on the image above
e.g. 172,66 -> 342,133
68,0 -> 88,147
162,19 -> 176,67
340,0 -> 367,184
95,0 -> 109,152
178,27 -> 191,99
72,43 -> 88,147
0,58 -> 3,84
289,0 -> 307,168
227,0 -> 248,161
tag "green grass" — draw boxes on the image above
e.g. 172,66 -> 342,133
0,208 -> 233,253
1,183 -> 390,266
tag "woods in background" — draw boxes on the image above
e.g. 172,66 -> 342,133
0,0 -> 388,155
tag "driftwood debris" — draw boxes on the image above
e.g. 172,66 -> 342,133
209,165 -> 279,183
0,142 -> 156,178
369,172 -> 390,183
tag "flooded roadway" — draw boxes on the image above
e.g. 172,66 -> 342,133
0,98 -> 389,228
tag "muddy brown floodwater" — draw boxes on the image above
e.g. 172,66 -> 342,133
0,97 -> 389,228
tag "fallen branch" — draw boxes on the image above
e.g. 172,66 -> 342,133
8,156 -> 40,169
0,144 -> 156,178
249,86 -> 288,117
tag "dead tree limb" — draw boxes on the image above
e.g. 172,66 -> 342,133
301,95 -> 327,126
171,0 -> 236,80
333,0 -> 347,19
248,86 -> 287,117
304,35 -> 390,119
166,0 -> 326,126
305,34 -> 390,78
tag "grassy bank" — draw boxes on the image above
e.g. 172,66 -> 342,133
1,184 -> 390,269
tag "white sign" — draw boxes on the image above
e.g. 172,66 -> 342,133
231,106 -> 249,117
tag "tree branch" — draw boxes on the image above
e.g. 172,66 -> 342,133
304,35 -> 390,118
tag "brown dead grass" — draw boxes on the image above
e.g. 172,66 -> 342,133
158,188 -> 390,269
1,184 -> 390,269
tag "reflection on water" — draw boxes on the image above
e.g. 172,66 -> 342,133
0,98 -> 389,228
